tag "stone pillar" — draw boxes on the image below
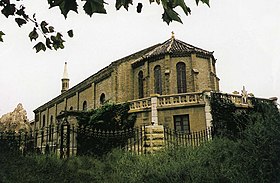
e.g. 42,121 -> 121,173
203,91 -> 212,128
151,94 -> 159,125
190,53 -> 196,92
91,83 -> 95,109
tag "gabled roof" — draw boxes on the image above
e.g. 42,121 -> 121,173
132,37 -> 215,67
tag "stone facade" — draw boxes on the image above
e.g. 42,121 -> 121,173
33,36 -> 220,133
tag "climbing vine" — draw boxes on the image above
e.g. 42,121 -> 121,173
210,93 -> 249,139
210,92 -> 279,140
75,102 -> 136,156
77,102 -> 136,130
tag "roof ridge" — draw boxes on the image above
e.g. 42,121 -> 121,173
167,37 -> 174,52
175,39 -> 212,53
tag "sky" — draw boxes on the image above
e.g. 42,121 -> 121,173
0,0 -> 279,120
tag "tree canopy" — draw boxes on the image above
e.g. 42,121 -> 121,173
0,0 -> 210,52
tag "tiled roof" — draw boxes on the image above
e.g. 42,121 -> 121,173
133,37 -> 214,64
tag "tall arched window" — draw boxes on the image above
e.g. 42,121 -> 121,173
154,65 -> 162,94
138,71 -> 144,98
100,93 -> 106,105
50,115 -> 53,126
176,62 -> 187,93
82,101 -> 87,111
42,115 -> 46,127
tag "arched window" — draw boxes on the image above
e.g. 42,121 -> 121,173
154,65 -> 162,94
176,62 -> 187,93
138,71 -> 144,98
42,115 -> 46,127
69,106 -> 73,111
82,101 -> 87,111
50,115 -> 53,126
100,93 -> 106,105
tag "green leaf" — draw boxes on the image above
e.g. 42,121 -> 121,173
201,0 -> 210,7
29,28 -> 39,41
195,0 -> 210,7
48,0 -> 63,7
115,0 -> 133,10
0,31 -> 5,42
83,0 -> 107,16
48,0 -> 78,18
51,33 -> 65,50
172,0 -> 191,15
150,0 -> 160,5
49,26 -> 55,33
46,38 -> 52,49
136,3 -> 142,13
162,8 -> 182,25
1,3 -> 16,18
40,21 -> 49,34
33,42 -> 46,53
15,18 -> 27,27
67,30 -> 74,38
16,6 -> 26,17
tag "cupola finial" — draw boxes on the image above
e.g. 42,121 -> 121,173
171,31 -> 175,39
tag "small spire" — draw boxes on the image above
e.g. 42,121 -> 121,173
171,31 -> 175,39
61,62 -> 69,93
62,62 -> 68,79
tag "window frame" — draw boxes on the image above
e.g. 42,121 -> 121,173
176,62 -> 187,93
138,71 -> 144,98
82,101 -> 87,111
173,114 -> 190,133
100,93 -> 106,105
154,65 -> 162,94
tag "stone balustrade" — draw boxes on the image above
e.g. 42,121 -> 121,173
128,92 -> 270,112
219,93 -> 253,107
157,92 -> 205,107
129,92 -> 205,111
129,97 -> 152,111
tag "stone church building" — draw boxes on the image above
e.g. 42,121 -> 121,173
33,34 -> 221,133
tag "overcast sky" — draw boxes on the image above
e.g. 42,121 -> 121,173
0,0 -> 279,120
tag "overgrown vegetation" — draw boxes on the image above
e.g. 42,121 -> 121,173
77,102 -> 136,130
1,97 -> 280,182
76,103 -> 136,156
1,134 -> 279,183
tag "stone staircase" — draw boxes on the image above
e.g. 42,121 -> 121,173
144,125 -> 165,153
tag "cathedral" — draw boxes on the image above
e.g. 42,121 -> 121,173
33,34 -> 227,133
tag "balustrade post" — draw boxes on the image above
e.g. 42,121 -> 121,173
203,91 -> 213,128
151,94 -> 159,125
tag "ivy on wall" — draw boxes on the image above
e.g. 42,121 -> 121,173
75,102 -> 136,156
210,92 -> 280,140
210,93 -> 248,139
77,102 -> 136,130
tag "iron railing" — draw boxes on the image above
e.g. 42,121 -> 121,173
0,125 -> 213,157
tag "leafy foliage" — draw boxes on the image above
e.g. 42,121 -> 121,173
1,0 -> 210,51
210,93 -> 250,139
1,98 -> 279,182
210,93 -> 280,141
83,0 -> 107,16
0,31 -> 4,42
46,0 -> 210,24
76,102 -> 136,156
77,102 -> 136,130
0,0 -> 73,52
